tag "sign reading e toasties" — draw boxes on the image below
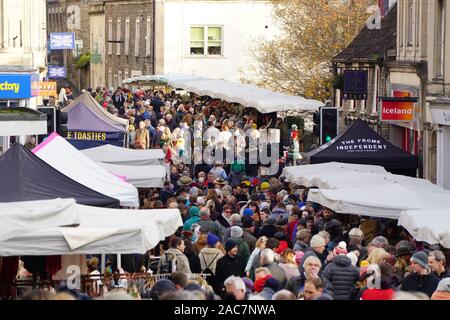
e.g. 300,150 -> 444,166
336,138 -> 388,153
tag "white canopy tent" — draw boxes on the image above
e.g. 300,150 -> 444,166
98,163 -> 166,188
0,198 -> 80,242
398,209 -> 450,249
81,144 -> 164,166
307,183 -> 450,219
122,74 -> 324,114
33,133 -> 139,207
0,199 -> 183,256
281,162 -> 387,186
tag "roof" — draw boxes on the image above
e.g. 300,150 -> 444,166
0,107 -> 47,121
122,74 -> 324,113
332,4 -> 397,63
306,118 -> 418,174
0,143 -> 120,208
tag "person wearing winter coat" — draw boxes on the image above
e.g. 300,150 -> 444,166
255,277 -> 281,300
182,206 -> 201,238
313,208 -> 342,242
293,229 -> 311,253
245,236 -> 268,279
215,239 -> 246,295
431,278 -> 450,300
260,248 -> 286,288
229,226 -> 251,265
401,251 -> 440,298
321,243 -> 359,300
284,256 -> 324,298
157,237 -> 191,274
199,234 -> 225,275
299,234 -> 328,274
197,207 -> 220,237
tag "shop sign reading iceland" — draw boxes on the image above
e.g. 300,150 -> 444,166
336,138 -> 388,153
0,74 -> 35,99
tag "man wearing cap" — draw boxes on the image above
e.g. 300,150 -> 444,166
299,234 -> 328,274
401,251 -> 440,298
215,239 -> 246,296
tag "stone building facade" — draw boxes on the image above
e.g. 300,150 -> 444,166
104,0 -> 154,90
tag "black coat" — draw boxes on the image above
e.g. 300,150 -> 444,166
263,262 -> 287,288
321,255 -> 359,300
401,272 -> 440,298
215,254 -> 246,294
314,217 -> 342,242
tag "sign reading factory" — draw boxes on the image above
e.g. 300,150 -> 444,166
336,138 -> 388,153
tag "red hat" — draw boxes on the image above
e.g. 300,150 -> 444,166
254,274 -> 272,293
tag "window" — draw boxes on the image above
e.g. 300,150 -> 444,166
118,71 -> 122,87
190,27 -> 205,55
435,0 -> 445,78
116,18 -> 121,56
124,70 -> 129,89
190,26 -> 223,56
407,0 -> 413,46
207,27 -> 222,55
135,19 -> 140,57
125,18 -> 130,56
108,18 -> 112,55
114,74 -> 118,89
146,17 -> 151,57
108,69 -> 112,88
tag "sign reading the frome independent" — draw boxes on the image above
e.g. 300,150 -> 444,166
336,138 -> 388,153
0,74 -> 33,99
380,97 -> 417,121
50,33 -> 75,50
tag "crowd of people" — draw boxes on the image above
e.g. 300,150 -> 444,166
18,86 -> 450,301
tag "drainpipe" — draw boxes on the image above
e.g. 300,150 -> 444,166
152,0 -> 155,74
416,61 -> 428,179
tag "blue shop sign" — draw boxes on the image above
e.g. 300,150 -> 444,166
50,33 -> 75,50
0,74 -> 33,99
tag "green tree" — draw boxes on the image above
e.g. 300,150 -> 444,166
242,0 -> 374,102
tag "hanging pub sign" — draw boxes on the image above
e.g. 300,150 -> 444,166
343,70 -> 368,100
380,97 -> 417,121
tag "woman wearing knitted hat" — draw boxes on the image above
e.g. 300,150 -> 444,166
199,233 -> 225,291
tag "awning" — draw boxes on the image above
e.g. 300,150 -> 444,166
33,133 -> 139,207
122,74 -> 324,114
398,209 -> 450,248
0,199 -> 183,256
98,162 -> 166,188
81,144 -> 164,166
0,107 -> 47,135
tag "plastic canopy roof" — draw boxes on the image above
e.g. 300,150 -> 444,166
33,133 -> 139,207
122,74 -> 324,113
98,162 -> 166,188
398,209 -> 450,249
0,199 -> 183,256
81,144 -> 164,166
0,143 -> 119,208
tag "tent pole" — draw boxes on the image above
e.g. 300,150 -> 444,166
117,254 -> 121,270
101,254 -> 106,273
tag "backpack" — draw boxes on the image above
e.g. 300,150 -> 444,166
201,253 -> 220,276
159,253 -> 177,274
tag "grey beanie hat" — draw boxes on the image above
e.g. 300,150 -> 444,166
411,251 -> 429,269
436,278 -> 450,292
230,226 -> 243,238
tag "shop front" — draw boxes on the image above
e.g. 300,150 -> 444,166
427,98 -> 450,190
0,72 -> 46,153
